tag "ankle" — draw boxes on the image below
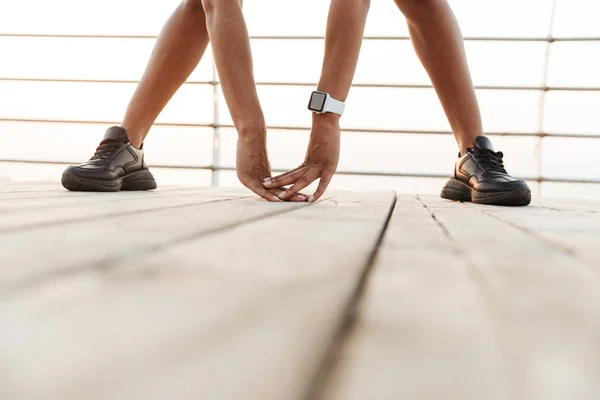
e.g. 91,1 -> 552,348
120,125 -> 143,149
128,137 -> 144,150
457,135 -> 483,156
455,127 -> 483,149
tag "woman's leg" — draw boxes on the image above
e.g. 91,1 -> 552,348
394,0 -> 483,154
122,0 -> 210,147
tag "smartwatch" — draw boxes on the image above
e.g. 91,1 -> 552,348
308,91 -> 345,116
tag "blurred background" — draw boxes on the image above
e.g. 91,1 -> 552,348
0,0 -> 599,198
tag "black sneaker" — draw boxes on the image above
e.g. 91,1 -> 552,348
61,126 -> 157,192
440,136 -> 531,206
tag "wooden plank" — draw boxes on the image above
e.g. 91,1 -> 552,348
420,197 -> 600,399
0,190 -> 93,200
470,201 -> 600,266
0,181 -> 201,193
0,191 -> 396,400
323,196 -> 600,400
0,184 -> 206,201
0,188 -> 250,231
0,187 -> 215,212
321,196 -> 509,400
0,181 -> 106,194
0,181 -> 58,192
533,198 -> 600,213
0,181 -> 190,192
0,194 -> 307,291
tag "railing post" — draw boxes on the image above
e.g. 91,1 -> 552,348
211,61 -> 221,187
535,0 -> 558,197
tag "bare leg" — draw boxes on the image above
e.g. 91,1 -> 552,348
394,0 -> 483,154
122,0 -> 210,148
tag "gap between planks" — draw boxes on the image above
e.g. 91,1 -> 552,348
467,202 -> 600,271
320,196 -> 600,400
302,194 -> 397,400
0,191 -> 396,400
0,191 -> 252,233
0,196 -> 311,296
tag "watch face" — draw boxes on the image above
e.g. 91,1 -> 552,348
308,92 -> 327,112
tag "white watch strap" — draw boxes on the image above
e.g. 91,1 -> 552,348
324,96 -> 345,116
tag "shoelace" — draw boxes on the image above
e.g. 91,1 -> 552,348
470,148 -> 507,173
90,140 -> 122,160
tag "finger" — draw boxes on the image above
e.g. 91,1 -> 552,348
263,166 -> 309,188
283,188 -> 309,202
290,194 -> 309,202
268,187 -> 307,202
310,169 -> 335,203
264,164 -> 305,182
243,179 -> 281,202
278,169 -> 320,200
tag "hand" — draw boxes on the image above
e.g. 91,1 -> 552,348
236,135 -> 308,202
262,114 -> 340,202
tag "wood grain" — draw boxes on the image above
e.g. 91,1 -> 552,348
0,194 -> 304,291
0,192 -> 396,400
0,188 -> 249,231
321,196 -> 509,400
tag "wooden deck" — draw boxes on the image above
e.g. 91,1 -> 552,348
1,182 -> 600,400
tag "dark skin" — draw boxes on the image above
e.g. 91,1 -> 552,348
263,0 -> 370,202
116,0 -> 481,203
236,134 -> 308,202
266,0 -> 484,201
263,113 -> 340,202
120,0 -> 306,201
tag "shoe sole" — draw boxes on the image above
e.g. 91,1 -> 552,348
440,178 -> 531,207
61,169 -> 157,192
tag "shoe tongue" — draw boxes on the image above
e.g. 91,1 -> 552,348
473,136 -> 495,152
102,126 -> 128,142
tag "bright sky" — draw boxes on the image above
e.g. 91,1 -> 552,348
0,0 -> 599,198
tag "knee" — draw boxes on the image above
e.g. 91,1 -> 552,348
394,0 -> 443,20
199,0 -> 240,17
182,0 -> 204,12
395,0 -> 440,6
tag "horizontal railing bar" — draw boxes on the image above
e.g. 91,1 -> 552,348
204,168 -> 600,184
0,77 -> 212,85
0,33 -> 160,39
0,118 -> 214,128
1,158 -> 597,185
2,118 -> 600,139
0,158 -> 215,170
259,125 -> 600,139
247,36 -> 600,42
2,33 -> 600,42
246,82 -> 600,91
3,77 -> 600,92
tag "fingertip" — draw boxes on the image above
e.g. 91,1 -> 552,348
308,195 -> 315,203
